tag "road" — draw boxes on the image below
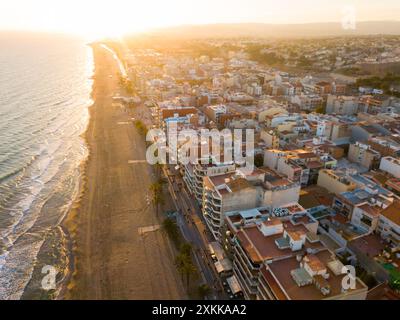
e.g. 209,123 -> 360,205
163,165 -> 228,300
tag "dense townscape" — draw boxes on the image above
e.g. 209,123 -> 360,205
110,35 -> 400,300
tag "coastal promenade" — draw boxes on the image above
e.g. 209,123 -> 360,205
64,44 -> 186,300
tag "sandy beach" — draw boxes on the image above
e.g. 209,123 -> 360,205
62,44 -> 186,300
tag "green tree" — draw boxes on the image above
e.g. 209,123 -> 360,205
162,218 -> 180,245
154,163 -> 164,182
254,154 -> 264,168
180,243 -> 193,257
175,253 -> 197,288
149,182 -> 165,216
197,284 -> 211,299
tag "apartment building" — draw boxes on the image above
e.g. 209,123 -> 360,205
203,174 -> 258,240
368,136 -> 400,158
377,200 -> 400,246
264,149 -> 323,186
350,203 -> 382,234
380,156 -> 400,178
204,104 -> 227,124
315,81 -> 332,95
157,105 -> 198,128
385,177 -> 400,195
258,107 -> 288,123
183,159 -> 236,204
332,83 -> 347,95
203,168 -> 301,241
291,94 -> 324,111
263,114 -> 303,129
316,120 -> 352,145
326,95 -> 359,115
317,169 -> 356,195
348,142 -> 381,170
351,124 -> 389,143
332,183 -> 394,219
260,129 -> 279,149
358,95 -> 391,114
224,209 -> 368,300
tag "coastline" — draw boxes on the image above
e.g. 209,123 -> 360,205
57,155 -> 90,299
0,36 -> 94,300
59,43 -> 186,300
57,45 -> 96,300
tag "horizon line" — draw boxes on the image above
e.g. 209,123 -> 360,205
1,19 -> 400,39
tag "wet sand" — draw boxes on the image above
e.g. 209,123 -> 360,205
62,44 -> 186,300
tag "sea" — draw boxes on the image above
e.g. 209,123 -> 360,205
0,32 -> 94,299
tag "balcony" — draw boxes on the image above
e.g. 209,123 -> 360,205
204,203 -> 221,217
212,191 -> 222,200
204,216 -> 220,235
204,206 -> 221,222
234,244 -> 261,271
233,265 -> 258,297
205,195 -> 222,209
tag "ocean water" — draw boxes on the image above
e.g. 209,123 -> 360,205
0,32 -> 94,299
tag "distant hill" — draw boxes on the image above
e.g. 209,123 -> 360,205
143,21 -> 400,39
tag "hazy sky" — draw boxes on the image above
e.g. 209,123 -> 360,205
0,0 -> 399,38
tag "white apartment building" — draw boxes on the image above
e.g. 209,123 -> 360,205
377,201 -> 400,245
184,160 -> 236,204
203,168 -> 301,241
326,95 -> 359,115
380,156 -> 400,178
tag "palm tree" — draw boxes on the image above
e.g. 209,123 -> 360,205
180,243 -> 192,257
162,218 -> 180,244
197,284 -> 211,299
153,163 -> 164,183
175,253 -> 186,283
175,253 -> 197,289
149,182 -> 165,216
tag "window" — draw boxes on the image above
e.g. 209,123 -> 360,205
361,215 -> 372,227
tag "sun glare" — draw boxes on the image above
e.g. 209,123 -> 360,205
49,1 -> 161,40
2,0 -> 400,40
2,0 -> 183,41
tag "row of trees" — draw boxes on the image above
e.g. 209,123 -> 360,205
355,73 -> 400,97
163,218 -> 210,297
174,243 -> 197,289
149,181 -> 165,217
246,45 -> 284,66
149,162 -> 210,298
149,171 -> 196,289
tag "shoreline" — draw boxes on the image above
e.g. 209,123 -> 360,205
57,158 -> 90,299
57,46 -> 96,300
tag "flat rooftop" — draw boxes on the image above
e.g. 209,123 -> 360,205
267,249 -> 367,300
299,186 -> 334,209
237,220 -> 323,264
349,233 -> 386,258
380,200 -> 400,226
